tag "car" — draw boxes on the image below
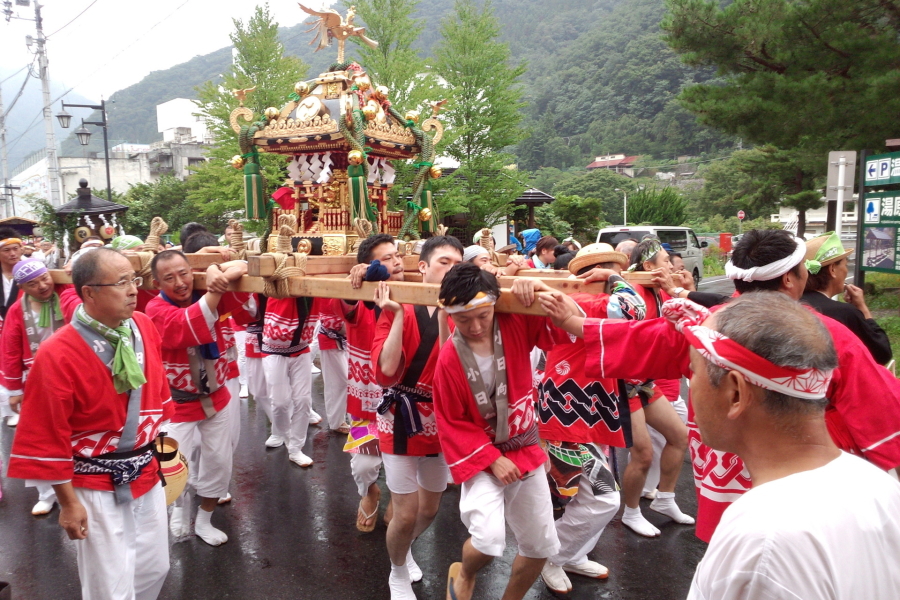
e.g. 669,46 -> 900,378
596,226 -> 708,288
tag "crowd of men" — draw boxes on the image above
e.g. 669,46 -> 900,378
1,222 -> 900,600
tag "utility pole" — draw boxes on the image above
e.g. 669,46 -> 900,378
0,83 -> 10,218
34,1 -> 61,206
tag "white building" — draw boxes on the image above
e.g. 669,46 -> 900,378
8,98 -> 212,219
771,197 -> 859,239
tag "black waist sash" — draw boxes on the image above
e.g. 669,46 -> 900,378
376,306 -> 438,455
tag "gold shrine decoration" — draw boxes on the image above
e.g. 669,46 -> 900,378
299,4 -> 379,64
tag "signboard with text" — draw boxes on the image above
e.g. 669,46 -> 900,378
860,191 -> 900,272
864,152 -> 900,186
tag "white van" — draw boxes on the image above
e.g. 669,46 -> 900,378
596,226 -> 708,287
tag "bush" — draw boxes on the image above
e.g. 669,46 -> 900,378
704,245 -> 727,276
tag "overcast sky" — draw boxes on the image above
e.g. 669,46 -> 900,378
0,0 -> 336,101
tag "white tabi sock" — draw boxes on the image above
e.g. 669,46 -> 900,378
650,491 -> 696,525
406,548 -> 422,583
389,563 -> 417,600
169,506 -> 191,538
621,506 -> 660,537
194,508 -> 228,546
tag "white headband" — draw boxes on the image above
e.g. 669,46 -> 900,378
439,292 -> 497,314
725,240 -> 806,282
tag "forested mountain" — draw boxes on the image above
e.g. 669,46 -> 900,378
54,0 -> 727,168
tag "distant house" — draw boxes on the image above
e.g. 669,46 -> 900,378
586,154 -> 639,177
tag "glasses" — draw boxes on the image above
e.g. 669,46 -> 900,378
87,277 -> 143,289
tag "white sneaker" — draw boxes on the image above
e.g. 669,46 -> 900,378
308,410 -> 322,425
265,435 -> 285,448
31,499 -> 55,516
541,562 -> 572,594
563,560 -> 609,580
6,414 -> 18,427
289,451 -> 313,467
239,384 -> 249,398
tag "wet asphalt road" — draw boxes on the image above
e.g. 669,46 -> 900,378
0,375 -> 706,600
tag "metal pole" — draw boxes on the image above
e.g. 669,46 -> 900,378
101,99 -> 111,201
623,191 -> 627,226
34,1 -> 61,206
0,84 -> 9,218
835,156 -> 846,239
854,150 -> 867,288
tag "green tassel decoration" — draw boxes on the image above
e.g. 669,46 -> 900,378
244,162 -> 266,220
348,163 -> 377,224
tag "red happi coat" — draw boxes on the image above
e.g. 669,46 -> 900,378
433,313 -> 565,483
145,292 -> 252,423
7,312 -> 174,498
334,299 -> 382,419
372,305 -> 448,456
631,282 -> 680,403
316,297 -> 344,351
261,296 -> 316,356
0,285 -> 82,392
540,293 -> 630,447
582,306 -> 900,542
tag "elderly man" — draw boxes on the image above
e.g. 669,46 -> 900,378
681,293 -> 900,599
803,231 -> 892,365
7,248 -> 174,600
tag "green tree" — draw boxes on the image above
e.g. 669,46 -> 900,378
120,176 -> 208,240
782,189 -> 824,239
440,154 -> 525,230
662,0 -> 900,153
189,4 -> 308,227
547,195 -> 607,242
627,186 -> 688,225
433,0 -> 526,162
343,0 -> 441,114
551,169 -> 633,224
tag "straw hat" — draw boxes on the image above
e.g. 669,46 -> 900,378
568,243 -> 629,275
156,437 -> 189,505
804,231 -> 853,271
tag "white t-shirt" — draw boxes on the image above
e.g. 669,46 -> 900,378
474,352 -> 495,399
688,452 -> 900,600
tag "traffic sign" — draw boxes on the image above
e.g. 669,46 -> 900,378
864,152 -> 900,185
737,210 -> 745,220
825,151 -> 857,201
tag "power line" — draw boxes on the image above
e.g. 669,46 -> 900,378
0,64 -> 28,85
46,0 -> 100,38
4,55 -> 38,114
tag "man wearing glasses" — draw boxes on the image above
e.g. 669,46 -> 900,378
8,248 -> 174,600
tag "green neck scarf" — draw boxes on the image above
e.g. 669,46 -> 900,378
31,292 -> 63,328
75,305 -> 147,394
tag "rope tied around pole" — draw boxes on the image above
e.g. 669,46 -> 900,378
142,217 -> 168,253
228,219 -> 247,259
262,214 -> 307,298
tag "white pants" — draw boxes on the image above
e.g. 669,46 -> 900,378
263,353 -> 312,454
350,453 -> 382,498
246,356 -> 271,420
225,378 -> 242,454
549,475 -> 620,566
382,453 -> 449,495
0,384 -> 12,419
320,347 -> 348,430
36,482 -> 56,503
460,470 -> 560,559
234,330 -> 248,387
74,482 -> 169,600
167,402 -> 234,499
643,397 -> 688,494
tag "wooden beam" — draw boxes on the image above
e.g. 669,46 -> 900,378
401,271 -> 607,295
51,270 -> 551,315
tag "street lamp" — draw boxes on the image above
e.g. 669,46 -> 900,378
56,99 -> 112,202
615,188 -> 627,226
